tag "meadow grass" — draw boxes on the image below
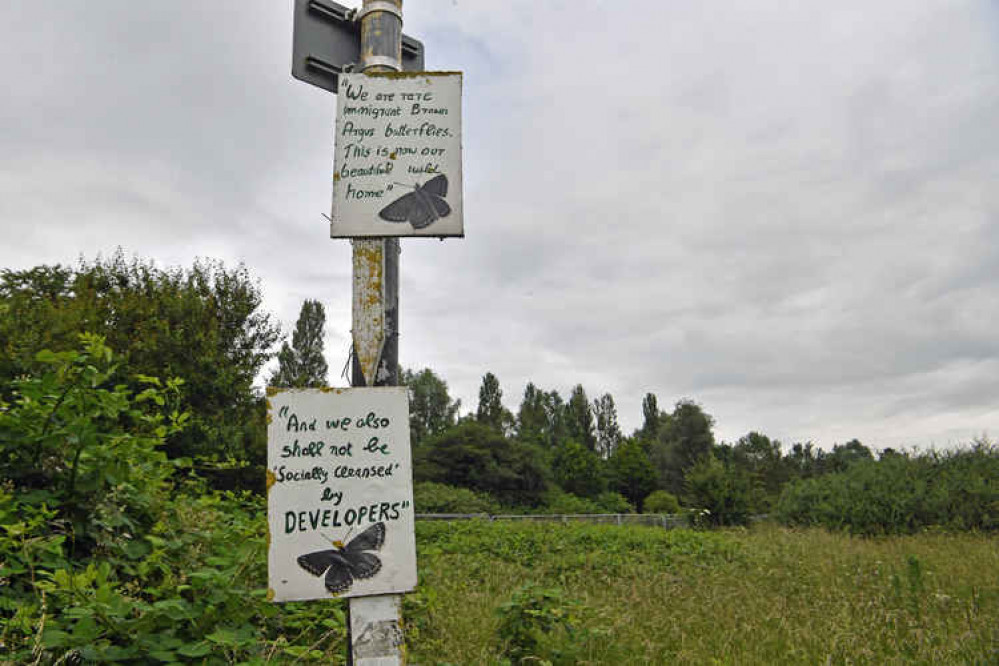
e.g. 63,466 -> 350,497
406,521 -> 998,665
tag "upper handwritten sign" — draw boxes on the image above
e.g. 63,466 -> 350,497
267,387 -> 416,602
331,72 -> 463,238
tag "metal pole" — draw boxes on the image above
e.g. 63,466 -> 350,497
348,4 -> 404,664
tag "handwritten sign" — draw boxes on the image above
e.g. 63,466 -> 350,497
331,72 -> 463,238
267,387 -> 416,602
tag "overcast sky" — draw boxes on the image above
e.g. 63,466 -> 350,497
1,1 -> 997,450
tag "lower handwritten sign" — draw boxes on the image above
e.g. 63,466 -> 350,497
267,387 -> 416,602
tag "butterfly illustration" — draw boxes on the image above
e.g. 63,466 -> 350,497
378,174 -> 451,229
297,522 -> 385,595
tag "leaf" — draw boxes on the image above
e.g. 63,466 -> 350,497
148,649 -> 177,662
177,642 -> 213,657
40,627 -> 72,648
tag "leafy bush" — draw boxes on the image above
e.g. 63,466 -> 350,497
551,438 -> 605,498
643,490 -> 681,514
594,491 -> 634,514
0,340 -> 349,662
495,585 -> 580,664
415,422 -> 549,507
683,454 -> 753,526
606,438 -> 658,509
776,443 -> 999,534
0,334 -> 186,556
0,254 -> 280,467
539,489 -> 605,515
414,481 -> 500,514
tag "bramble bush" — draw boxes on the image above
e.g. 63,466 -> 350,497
0,338 -> 348,663
495,585 -> 580,665
0,334 -> 187,558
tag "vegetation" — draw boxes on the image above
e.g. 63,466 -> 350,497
411,521 -> 999,664
0,338 -> 343,663
269,300 -> 328,389
643,489 -> 681,514
2,252 -> 998,661
413,481 -> 500,515
0,252 -> 279,473
400,368 -> 460,448
777,443 -> 999,534
414,422 -> 549,507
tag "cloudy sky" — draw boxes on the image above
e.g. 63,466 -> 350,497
1,1 -> 997,450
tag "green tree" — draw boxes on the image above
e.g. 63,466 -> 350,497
592,392 -> 622,459
651,399 -> 716,495
786,441 -> 821,479
476,371 -> 513,434
541,389 -> 567,448
636,392 -> 663,442
684,453 -> 753,526
607,438 -> 658,510
564,384 -> 596,452
414,422 -> 548,506
0,252 -> 280,465
822,439 -> 874,474
643,489 -> 681,514
516,382 -> 548,445
269,300 -> 328,388
732,431 -> 789,511
402,367 -> 461,447
551,439 -> 605,498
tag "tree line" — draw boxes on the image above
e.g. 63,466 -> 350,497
3,252 -> 995,530
399,364 -> 893,521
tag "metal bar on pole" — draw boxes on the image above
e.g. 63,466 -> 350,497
348,4 -> 404,664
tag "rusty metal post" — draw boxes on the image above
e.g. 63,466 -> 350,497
348,4 -> 404,664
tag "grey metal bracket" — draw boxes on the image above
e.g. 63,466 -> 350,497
292,0 -> 424,94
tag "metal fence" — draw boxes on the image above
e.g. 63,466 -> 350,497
415,513 -> 689,529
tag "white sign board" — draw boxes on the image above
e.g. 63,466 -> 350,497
331,71 -> 463,238
267,387 -> 416,602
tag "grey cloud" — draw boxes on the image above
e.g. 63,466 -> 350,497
2,0 -> 997,448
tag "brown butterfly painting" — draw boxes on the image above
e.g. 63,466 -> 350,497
378,174 -> 451,229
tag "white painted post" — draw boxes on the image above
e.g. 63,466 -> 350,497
349,2 -> 406,664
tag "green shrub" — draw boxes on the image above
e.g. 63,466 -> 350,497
0,339 -> 349,662
643,490 -> 681,514
0,256 -> 280,468
683,454 -> 753,526
776,442 -> 999,534
414,481 -> 500,514
594,491 -> 634,514
539,489 -> 605,514
415,422 -> 549,507
0,334 -> 186,556
496,585 -> 579,664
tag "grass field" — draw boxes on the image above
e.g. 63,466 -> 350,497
406,521 -> 999,665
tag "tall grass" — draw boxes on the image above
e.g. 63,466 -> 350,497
408,520 -> 999,664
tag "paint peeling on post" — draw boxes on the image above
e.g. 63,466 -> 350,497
352,239 -> 386,387
350,595 -> 405,661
